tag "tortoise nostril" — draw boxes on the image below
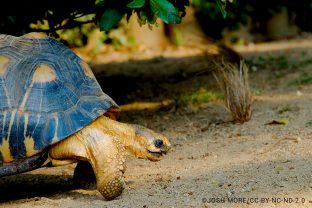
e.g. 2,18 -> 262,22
154,139 -> 163,148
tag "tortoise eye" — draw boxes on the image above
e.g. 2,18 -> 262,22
154,139 -> 163,148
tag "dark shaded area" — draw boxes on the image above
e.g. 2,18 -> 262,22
0,173 -> 74,202
95,63 -> 217,105
93,46 -> 241,105
73,161 -> 96,189
0,0 -> 96,36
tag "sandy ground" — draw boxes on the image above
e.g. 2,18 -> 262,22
1,36 -> 312,208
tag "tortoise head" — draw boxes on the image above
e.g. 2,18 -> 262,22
127,124 -> 171,161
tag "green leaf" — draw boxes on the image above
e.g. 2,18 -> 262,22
150,0 -> 181,24
215,0 -> 227,18
137,10 -> 147,26
127,0 -> 145,8
95,0 -> 106,6
99,8 -> 124,31
306,120 -> 312,126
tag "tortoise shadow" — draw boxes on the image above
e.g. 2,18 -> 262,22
0,173 -> 98,202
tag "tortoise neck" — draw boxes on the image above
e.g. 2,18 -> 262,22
95,116 -> 134,139
93,116 -> 148,158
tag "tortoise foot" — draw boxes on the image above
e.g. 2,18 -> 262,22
97,172 -> 125,200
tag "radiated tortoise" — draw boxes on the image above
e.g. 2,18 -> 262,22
0,32 -> 170,200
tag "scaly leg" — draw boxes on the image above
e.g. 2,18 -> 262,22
49,126 -> 126,200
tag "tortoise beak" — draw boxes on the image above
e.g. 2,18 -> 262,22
160,144 -> 170,154
146,141 -> 170,161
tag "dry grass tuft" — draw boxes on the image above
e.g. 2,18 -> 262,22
212,56 -> 252,123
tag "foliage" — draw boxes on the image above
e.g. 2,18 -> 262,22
0,0 -> 190,37
192,0 -> 312,40
289,73 -> 312,86
247,53 -> 312,73
306,120 -> 312,126
175,87 -> 223,107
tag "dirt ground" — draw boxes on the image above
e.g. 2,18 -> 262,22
1,36 -> 312,208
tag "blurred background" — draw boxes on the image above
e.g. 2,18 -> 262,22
1,0 -> 311,53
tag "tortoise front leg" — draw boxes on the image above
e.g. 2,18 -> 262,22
49,127 -> 126,200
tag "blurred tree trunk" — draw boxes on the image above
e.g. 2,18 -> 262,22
127,14 -> 170,50
266,7 -> 299,40
127,7 -> 212,49
165,6 -> 211,47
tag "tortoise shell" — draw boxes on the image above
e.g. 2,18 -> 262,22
0,33 -> 118,164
